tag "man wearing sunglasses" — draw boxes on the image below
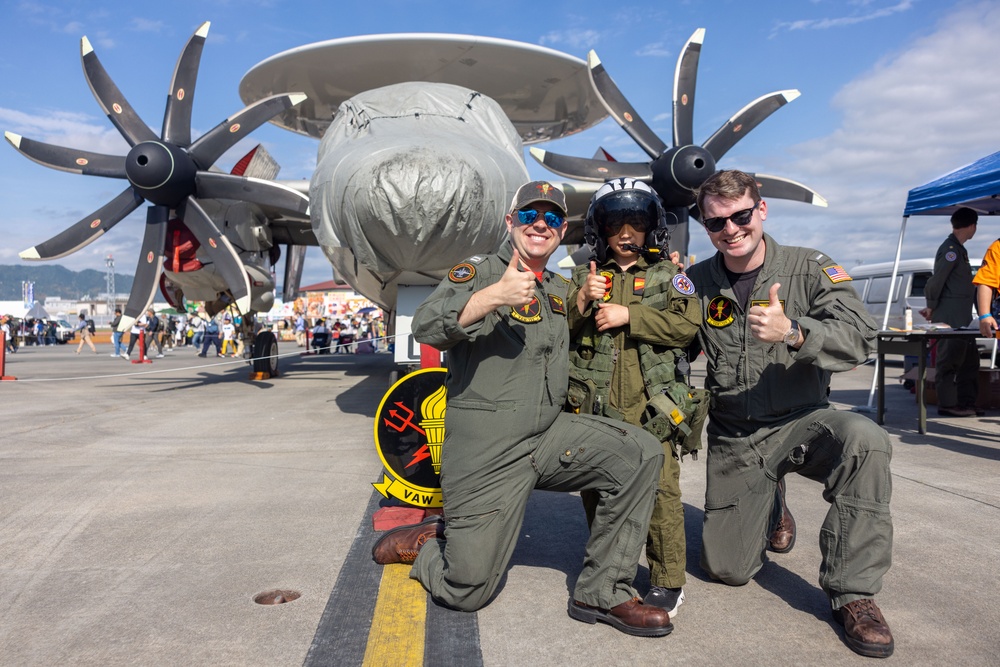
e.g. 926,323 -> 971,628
685,170 -> 895,658
567,178 -> 703,621
373,180 -> 672,637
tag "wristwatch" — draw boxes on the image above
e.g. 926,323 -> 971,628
783,320 -> 800,346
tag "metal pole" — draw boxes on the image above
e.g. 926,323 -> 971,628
858,215 -> 909,412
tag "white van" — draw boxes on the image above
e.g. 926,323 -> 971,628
848,257 -> 991,353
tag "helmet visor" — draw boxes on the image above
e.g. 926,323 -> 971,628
591,191 -> 660,236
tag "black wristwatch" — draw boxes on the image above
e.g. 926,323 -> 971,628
783,320 -> 800,347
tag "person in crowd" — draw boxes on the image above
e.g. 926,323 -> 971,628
974,234 -> 1000,340
220,315 -> 237,357
143,308 -> 164,359
920,207 -> 980,416
198,316 -> 222,357
685,170 -> 895,658
110,307 -> 124,358
74,313 -> 97,354
371,180 -> 672,638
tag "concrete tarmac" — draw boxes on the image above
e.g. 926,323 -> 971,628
0,341 -> 997,666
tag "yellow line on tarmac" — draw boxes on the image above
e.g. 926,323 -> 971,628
362,564 -> 426,666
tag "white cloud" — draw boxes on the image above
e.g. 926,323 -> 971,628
771,0 -> 915,37
0,108 -> 130,155
538,29 -> 602,50
749,1 -> 1000,267
129,18 -> 165,33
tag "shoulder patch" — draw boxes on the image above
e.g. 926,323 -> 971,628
822,265 -> 852,283
448,263 -> 476,283
671,273 -> 696,295
945,250 -> 957,262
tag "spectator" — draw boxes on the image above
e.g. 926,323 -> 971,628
110,307 -> 124,358
74,313 -> 97,354
198,317 -> 222,357
144,308 -> 164,358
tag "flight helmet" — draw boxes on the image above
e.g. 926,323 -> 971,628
584,178 -> 669,263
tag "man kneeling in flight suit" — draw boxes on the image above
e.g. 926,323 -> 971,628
371,181 -> 672,637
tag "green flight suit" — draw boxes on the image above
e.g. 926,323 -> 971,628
410,242 -> 664,612
925,233 -> 979,408
567,255 -> 701,589
686,234 -> 893,609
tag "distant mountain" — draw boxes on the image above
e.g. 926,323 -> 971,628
0,265 -> 133,301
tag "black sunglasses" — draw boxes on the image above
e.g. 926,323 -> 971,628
702,201 -> 760,233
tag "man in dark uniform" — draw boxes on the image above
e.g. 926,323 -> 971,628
371,180 -> 672,637
920,207 -> 980,416
686,170 -> 895,658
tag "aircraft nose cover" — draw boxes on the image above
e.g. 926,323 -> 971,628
310,82 -> 529,275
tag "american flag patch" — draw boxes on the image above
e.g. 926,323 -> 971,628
823,265 -> 852,283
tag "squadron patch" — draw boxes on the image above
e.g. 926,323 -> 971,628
511,297 -> 543,323
548,294 -> 566,315
672,273 -> 695,296
706,296 -> 735,328
600,270 -> 614,301
449,263 -> 476,283
822,265 -> 852,284
945,251 -> 957,262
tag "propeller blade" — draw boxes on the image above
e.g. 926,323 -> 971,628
120,205 -> 168,330
194,172 -> 310,217
587,50 -> 667,159
19,187 -> 143,260
189,93 -> 307,168
702,90 -> 800,162
161,21 -> 210,146
529,147 -> 653,182
179,197 -> 252,314
282,244 -> 307,302
750,173 -> 828,207
4,132 -> 126,178
80,36 -> 157,147
673,28 -> 705,148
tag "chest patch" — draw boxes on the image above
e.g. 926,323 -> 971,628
548,294 -> 566,315
511,297 -> 543,323
672,273 -> 695,296
707,296 -> 735,327
600,270 -> 614,301
633,277 -> 645,296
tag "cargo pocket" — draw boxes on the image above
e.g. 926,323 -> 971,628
701,501 -> 751,584
565,375 -> 596,415
443,508 -> 505,587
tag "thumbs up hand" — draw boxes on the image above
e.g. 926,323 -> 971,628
497,249 -> 537,307
581,261 -> 610,302
747,283 -> 792,343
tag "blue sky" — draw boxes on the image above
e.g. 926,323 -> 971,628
3,0 -> 1000,289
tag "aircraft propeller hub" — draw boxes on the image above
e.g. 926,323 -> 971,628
650,145 -> 716,206
125,141 -> 196,206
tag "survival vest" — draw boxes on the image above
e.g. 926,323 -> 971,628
565,260 -> 708,456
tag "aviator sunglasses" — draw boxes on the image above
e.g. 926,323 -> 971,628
701,201 -> 760,233
516,208 -> 565,228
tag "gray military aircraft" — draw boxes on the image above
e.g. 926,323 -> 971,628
5,23 -> 825,369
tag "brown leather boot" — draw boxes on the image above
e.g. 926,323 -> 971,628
833,598 -> 894,658
568,597 -> 673,637
768,478 -> 796,553
371,516 -> 444,564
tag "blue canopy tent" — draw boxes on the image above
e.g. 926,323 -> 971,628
864,150 -> 1000,407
